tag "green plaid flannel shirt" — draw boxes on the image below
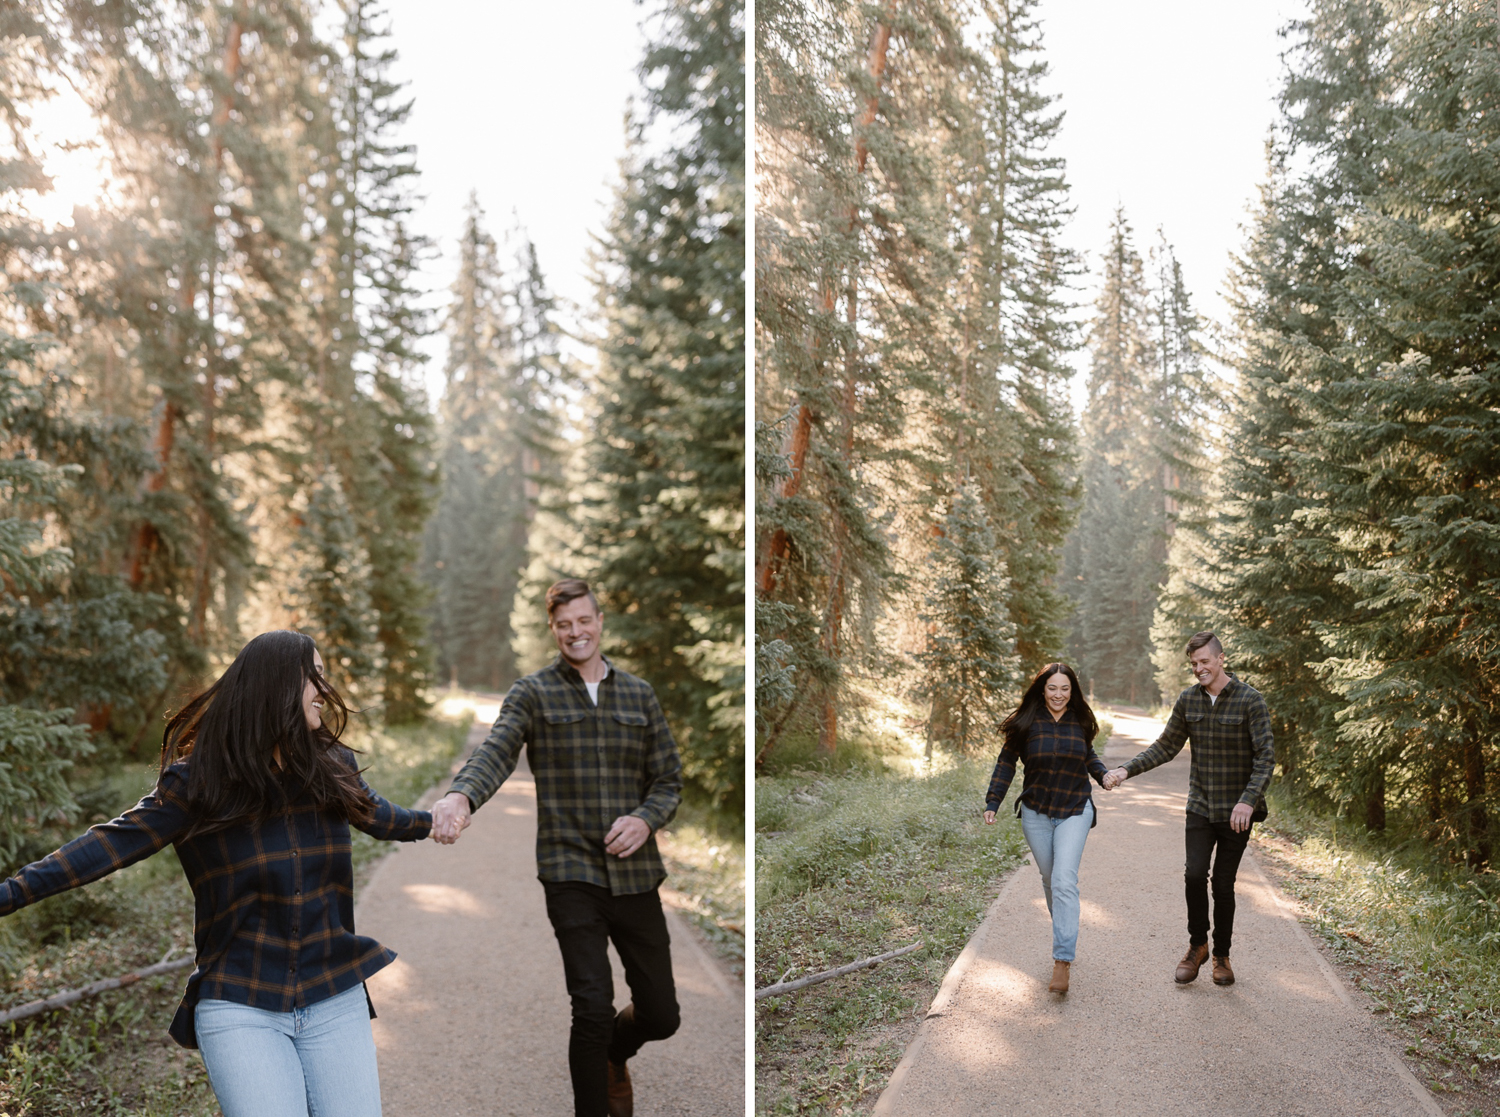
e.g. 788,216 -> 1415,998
1121,676 -> 1275,823
449,656 -> 682,896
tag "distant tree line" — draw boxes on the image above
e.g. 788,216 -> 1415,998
421,0 -> 746,817
755,0 -> 1080,759
1158,0 -> 1500,866
0,0 -> 744,857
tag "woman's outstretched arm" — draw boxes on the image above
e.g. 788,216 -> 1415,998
352,778 -> 432,842
0,766 -> 191,917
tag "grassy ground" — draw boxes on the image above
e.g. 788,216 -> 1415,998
659,804 -> 746,979
0,706 -> 472,1117
1252,785 -> 1500,1116
755,707 -> 1029,1116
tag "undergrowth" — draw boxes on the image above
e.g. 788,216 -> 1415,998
658,803 -> 746,978
755,725 -> 1027,1116
1256,783 -> 1500,1111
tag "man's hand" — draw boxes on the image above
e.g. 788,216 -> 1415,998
604,815 -> 651,858
1230,802 -> 1254,833
1102,767 -> 1128,790
983,810 -> 997,825
431,792 -> 472,844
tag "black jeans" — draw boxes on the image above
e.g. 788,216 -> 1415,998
542,881 -> 681,1117
1184,811 -> 1252,958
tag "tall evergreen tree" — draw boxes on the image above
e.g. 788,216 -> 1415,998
575,0 -> 745,812
756,0 -> 1079,758
428,203 -> 572,693
1064,211 -> 1162,703
917,484 -> 1019,755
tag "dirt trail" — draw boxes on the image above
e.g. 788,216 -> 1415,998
871,704 -> 1441,1117
354,717 -> 745,1116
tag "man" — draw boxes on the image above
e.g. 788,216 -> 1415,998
1102,631 -> 1274,987
431,578 -> 682,1117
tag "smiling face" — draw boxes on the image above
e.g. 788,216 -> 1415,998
1188,645 -> 1228,692
550,596 -> 604,672
302,649 -> 326,731
1043,671 -> 1072,716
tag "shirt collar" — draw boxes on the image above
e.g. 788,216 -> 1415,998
553,654 -> 614,685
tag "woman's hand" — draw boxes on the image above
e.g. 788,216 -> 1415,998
431,792 -> 472,844
983,810 -> 996,825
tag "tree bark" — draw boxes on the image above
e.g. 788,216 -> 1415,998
1364,762 -> 1385,832
1464,721 -> 1489,869
758,14 -> 892,602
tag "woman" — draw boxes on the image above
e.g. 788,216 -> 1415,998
0,630 -> 430,1117
983,662 -> 1107,995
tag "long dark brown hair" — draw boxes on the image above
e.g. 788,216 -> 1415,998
999,662 -> 1099,749
159,630 -> 373,836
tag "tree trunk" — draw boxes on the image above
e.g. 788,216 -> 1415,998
755,403 -> 814,596
1464,722 -> 1489,869
759,14 -> 891,600
124,398 -> 177,586
1364,762 -> 1385,832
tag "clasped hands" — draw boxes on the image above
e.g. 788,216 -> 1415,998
1087,771 -> 1256,832
429,791 -> 652,855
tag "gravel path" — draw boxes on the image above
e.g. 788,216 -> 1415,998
355,718 -> 745,1116
871,706 -> 1441,1117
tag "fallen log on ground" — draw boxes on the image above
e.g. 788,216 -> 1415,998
755,942 -> 923,1000
0,956 -> 194,1026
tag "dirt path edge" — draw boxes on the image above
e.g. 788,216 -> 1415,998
870,857 -> 1032,1116
1239,851 -> 1442,1116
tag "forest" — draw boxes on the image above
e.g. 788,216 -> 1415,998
755,0 -> 1500,863
0,0 -> 743,885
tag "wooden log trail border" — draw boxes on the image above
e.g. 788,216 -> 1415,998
755,942 -> 924,1001
0,957 -> 194,1027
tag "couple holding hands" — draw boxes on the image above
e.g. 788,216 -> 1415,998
983,631 -> 1275,994
0,578 -> 678,1117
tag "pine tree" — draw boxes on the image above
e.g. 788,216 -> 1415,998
917,484 -> 1019,755
428,203 -> 572,693
577,0 -> 745,811
1064,211 -> 1161,703
61,0 -> 333,695
306,0 -> 437,719
426,200 -> 515,690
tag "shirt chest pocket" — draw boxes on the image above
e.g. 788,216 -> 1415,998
1219,713 -> 1244,726
610,710 -> 649,766
542,709 -> 591,755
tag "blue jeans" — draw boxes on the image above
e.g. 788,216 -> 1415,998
195,983 -> 382,1117
1018,800 -> 1094,962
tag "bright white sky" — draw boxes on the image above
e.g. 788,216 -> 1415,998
1032,0 -> 1309,405
380,1 -> 652,404
26,1 -> 1307,414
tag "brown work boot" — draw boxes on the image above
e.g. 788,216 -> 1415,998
1174,943 -> 1209,984
1212,954 -> 1235,986
1048,960 -> 1070,993
606,1059 -> 633,1117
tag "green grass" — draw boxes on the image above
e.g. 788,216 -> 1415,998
658,803 -> 746,978
0,707 -> 472,1117
1255,784 -> 1500,1106
755,731 -> 1027,1116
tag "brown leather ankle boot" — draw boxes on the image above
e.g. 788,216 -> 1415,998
1048,960 -> 1070,993
1174,943 -> 1209,984
1212,955 -> 1235,986
606,1059 -> 633,1117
